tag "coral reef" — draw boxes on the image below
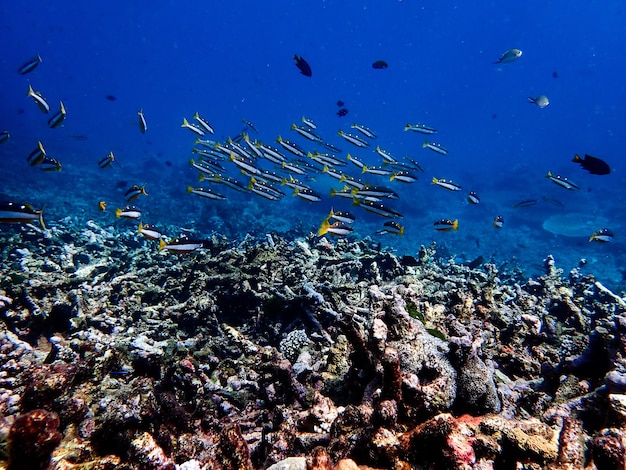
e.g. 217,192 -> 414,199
1,221 -> 626,468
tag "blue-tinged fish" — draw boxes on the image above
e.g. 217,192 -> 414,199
242,133 -> 264,158
194,112 -> 215,134
434,219 -> 458,231
330,187 -> 356,199
589,228 -> 613,243
291,124 -> 322,142
211,174 -> 249,193
328,208 -> 356,224
138,109 -> 147,133
192,159 -> 223,177
258,143 -> 287,164
346,153 -> 365,169
230,153 -> 260,175
403,156 -> 425,172
98,152 -> 115,169
27,84 -> 50,113
0,131 -> 9,144
354,199 -> 403,218
340,174 -> 366,190
323,142 -> 343,153
248,178 -> 284,200
353,185 -> 399,199
376,220 -> 404,236
362,165 -> 393,176
125,184 -> 148,202
159,237 -> 207,253
405,123 -> 437,134
389,171 -> 418,183
293,187 -> 322,202
528,95 -> 549,109
18,55 -> 42,74
138,222 -> 165,241
375,146 -> 397,164
432,177 -> 461,191
317,219 -> 353,237
182,117 -> 206,136
38,157 -> 62,172
322,165 -> 345,181
423,141 -> 448,155
186,186 -> 226,200
194,137 -> 220,150
351,123 -> 377,139
48,101 -> 66,128
513,199 -> 538,209
0,202 -> 46,228
467,191 -> 480,204
277,136 -> 306,157
257,170 -> 284,184
338,130 -> 370,148
27,141 -> 46,166
493,215 -> 504,228
242,118 -> 258,134
281,161 -> 307,175
494,48 -> 522,64
302,116 -> 317,129
546,171 -> 579,190
281,176 -> 310,191
115,206 -> 142,220
310,152 -> 346,168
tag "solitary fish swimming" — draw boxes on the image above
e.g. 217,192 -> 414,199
528,95 -> 549,108
494,48 -> 523,64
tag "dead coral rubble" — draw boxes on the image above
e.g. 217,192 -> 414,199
1,224 -> 626,469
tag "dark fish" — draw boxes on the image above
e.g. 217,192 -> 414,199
294,55 -> 312,77
0,131 -> 9,144
138,109 -> 147,134
372,60 -> 388,69
0,202 -> 46,228
125,184 -> 148,202
337,100 -> 344,107
493,215 -> 504,228
48,101 -> 67,128
18,55 -> 42,74
513,199 -> 538,208
105,95 -> 117,101
337,108 -> 348,117
542,196 -> 564,208
572,154 -> 611,175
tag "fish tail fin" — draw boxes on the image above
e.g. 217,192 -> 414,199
182,117 -> 189,127
362,165 -> 368,174
159,239 -> 167,251
452,220 -> 459,230
115,208 -> 122,218
423,141 -> 429,148
399,225 -> 405,237
390,172 -> 396,181
138,222 -> 143,234
431,177 -> 438,184
38,207 -> 46,230
546,171 -> 552,178
404,124 -> 411,131
572,154 -> 582,162
329,188 -> 337,197
317,218 -> 330,236
186,186 -> 194,193
193,112 -> 199,120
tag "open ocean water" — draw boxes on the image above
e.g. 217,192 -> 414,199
1,1 -> 625,290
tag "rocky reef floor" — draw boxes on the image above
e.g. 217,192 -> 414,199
1,220 -> 626,469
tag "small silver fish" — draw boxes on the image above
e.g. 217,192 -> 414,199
494,48 -> 523,64
528,95 -> 549,108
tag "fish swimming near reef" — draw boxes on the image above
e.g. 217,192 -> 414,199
434,219 -> 458,231
159,237 -> 207,254
0,202 -> 46,229
572,154 -> 611,175
48,101 -> 66,128
125,184 -> 148,202
317,218 -> 353,237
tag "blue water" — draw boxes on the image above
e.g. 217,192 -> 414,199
1,2 -> 625,289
